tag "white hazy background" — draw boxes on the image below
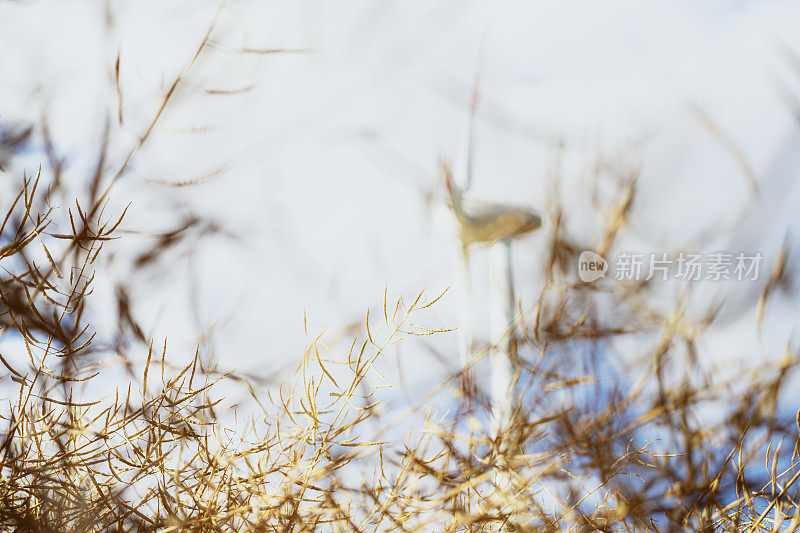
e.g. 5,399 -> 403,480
1,0 -> 800,400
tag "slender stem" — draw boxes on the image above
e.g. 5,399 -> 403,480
489,239 -> 516,440
456,244 -> 473,362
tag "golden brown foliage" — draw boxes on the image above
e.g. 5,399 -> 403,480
0,147 -> 799,532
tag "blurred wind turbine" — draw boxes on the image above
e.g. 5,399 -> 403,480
444,81 -> 541,438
